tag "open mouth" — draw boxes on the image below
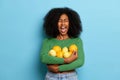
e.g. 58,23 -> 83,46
60,26 -> 67,33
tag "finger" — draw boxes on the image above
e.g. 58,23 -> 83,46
73,51 -> 77,55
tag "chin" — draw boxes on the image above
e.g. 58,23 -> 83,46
59,31 -> 68,36
61,33 -> 67,36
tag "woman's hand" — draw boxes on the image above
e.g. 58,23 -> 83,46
47,64 -> 59,73
64,51 -> 78,63
47,52 -> 78,72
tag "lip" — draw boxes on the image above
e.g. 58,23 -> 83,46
61,28 -> 66,33
60,27 -> 67,33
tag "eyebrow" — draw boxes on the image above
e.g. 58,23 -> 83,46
59,18 -> 69,20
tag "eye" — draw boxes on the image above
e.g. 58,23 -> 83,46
58,19 -> 69,22
64,20 -> 69,22
58,20 -> 62,22
64,19 -> 69,22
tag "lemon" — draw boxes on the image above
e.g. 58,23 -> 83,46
53,46 -> 61,52
63,52 -> 71,58
56,51 -> 63,58
62,47 -> 68,53
69,44 -> 78,52
49,49 -> 56,57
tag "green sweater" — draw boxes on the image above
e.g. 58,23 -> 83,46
40,38 -> 84,71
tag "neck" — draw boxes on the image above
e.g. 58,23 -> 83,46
57,34 -> 69,40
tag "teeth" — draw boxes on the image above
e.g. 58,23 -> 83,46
61,26 -> 66,29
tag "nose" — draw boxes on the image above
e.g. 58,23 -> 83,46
60,20 -> 65,26
61,26 -> 65,29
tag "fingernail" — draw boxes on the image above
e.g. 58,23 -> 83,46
74,52 -> 76,55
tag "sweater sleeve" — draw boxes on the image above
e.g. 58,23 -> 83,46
40,39 -> 64,64
58,38 -> 85,71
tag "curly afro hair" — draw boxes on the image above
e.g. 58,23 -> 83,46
43,7 -> 82,38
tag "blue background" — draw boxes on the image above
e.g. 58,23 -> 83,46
0,0 -> 120,80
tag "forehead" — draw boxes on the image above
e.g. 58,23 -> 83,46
59,14 -> 69,19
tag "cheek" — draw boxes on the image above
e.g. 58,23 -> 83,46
57,23 -> 60,27
67,22 -> 69,26
67,23 -> 69,28
66,21 -> 69,26
58,23 -> 61,29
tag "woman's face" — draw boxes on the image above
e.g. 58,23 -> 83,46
58,14 -> 69,36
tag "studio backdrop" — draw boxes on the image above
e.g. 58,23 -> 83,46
0,0 -> 120,80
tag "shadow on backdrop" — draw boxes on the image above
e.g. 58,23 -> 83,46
37,23 -> 48,80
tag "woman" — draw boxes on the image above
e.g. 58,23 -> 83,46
40,7 -> 84,80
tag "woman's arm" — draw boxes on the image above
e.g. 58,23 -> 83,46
47,38 -> 84,72
58,38 -> 84,71
40,39 -> 64,64
47,51 -> 78,73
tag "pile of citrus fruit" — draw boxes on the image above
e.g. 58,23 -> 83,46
48,44 -> 78,58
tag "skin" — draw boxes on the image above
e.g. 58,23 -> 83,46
47,14 -> 78,73
57,14 -> 69,40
